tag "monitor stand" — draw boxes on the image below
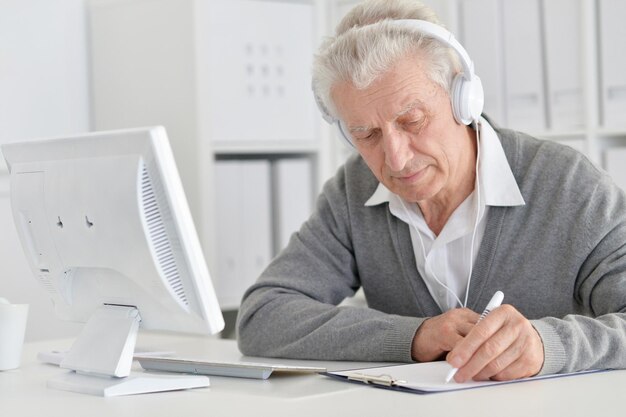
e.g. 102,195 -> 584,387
47,305 -> 210,397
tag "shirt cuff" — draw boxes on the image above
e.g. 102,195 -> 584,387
530,319 -> 567,375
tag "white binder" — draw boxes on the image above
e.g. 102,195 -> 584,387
598,0 -> 626,128
501,0 -> 547,131
215,160 -> 272,309
241,161 -> 272,297
274,158 -> 313,251
542,0 -> 584,130
459,0 -> 506,123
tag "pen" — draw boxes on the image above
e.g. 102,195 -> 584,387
444,291 -> 504,384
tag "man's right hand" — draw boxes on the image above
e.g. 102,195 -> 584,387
411,308 -> 480,362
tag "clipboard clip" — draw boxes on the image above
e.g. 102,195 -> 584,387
346,372 -> 406,387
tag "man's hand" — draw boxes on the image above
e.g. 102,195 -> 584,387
446,304 -> 544,382
411,308 -> 480,362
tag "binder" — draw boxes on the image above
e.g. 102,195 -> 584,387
501,0 -> 547,131
274,158 -> 313,251
598,0 -> 626,128
214,161 -> 242,308
324,361 -> 606,395
542,0 -> 584,130
459,0 -> 506,123
214,160 -> 272,309
240,161 -> 272,297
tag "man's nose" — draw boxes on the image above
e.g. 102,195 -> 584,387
383,129 -> 413,172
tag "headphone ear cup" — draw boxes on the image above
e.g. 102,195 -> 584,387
451,74 -> 468,125
452,74 -> 484,125
466,75 -> 484,123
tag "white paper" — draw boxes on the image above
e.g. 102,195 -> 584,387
330,361 -> 604,393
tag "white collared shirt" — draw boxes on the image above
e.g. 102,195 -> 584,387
364,118 -> 525,311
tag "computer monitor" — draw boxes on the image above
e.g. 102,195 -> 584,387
1,126 -> 225,395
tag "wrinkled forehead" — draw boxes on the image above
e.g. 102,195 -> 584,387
330,55 -> 444,116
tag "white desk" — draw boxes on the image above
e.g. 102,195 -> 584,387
0,333 -> 623,417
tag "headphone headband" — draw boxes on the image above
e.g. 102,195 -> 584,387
392,19 -> 474,79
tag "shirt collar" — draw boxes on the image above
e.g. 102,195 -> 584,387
364,117 -> 525,208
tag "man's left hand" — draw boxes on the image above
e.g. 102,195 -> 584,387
446,304 -> 544,382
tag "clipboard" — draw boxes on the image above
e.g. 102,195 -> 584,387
323,361 -> 606,394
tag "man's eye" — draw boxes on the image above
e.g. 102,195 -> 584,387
354,131 -> 379,143
404,118 -> 426,133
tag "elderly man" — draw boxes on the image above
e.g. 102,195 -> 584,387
237,0 -> 626,382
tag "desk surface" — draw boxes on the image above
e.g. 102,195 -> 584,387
0,333 -> 622,417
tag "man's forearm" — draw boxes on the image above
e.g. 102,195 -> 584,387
237,285 -> 423,362
531,312 -> 626,374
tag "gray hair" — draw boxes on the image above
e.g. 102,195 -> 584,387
312,0 -> 461,119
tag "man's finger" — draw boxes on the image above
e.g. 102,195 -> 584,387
490,355 -> 541,381
452,324 -> 516,382
447,305 -> 509,370
472,336 -> 525,380
412,308 -> 481,361
449,305 -> 544,382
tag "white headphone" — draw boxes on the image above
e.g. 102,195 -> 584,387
314,19 -> 484,147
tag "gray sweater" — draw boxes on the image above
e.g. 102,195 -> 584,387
237,126 -> 626,375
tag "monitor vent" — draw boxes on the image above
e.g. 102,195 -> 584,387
38,275 -> 56,294
140,165 -> 188,306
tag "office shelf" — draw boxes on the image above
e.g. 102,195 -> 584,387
213,141 -> 320,155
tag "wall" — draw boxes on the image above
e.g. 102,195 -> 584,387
0,0 -> 90,340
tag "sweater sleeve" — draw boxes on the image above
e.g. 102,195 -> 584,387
532,176 -> 626,375
236,166 -> 423,362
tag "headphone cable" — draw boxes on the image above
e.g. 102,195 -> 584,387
398,120 -> 482,309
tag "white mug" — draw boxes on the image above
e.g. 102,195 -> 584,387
0,299 -> 29,371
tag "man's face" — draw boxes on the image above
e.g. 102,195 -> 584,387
332,55 -> 473,204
